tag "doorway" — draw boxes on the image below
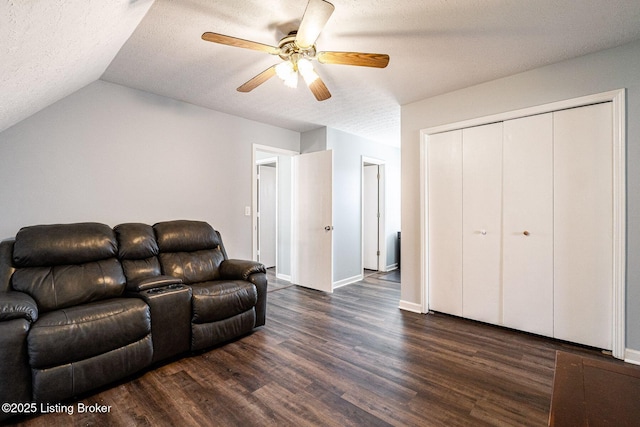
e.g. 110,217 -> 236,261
252,145 -> 297,283
257,159 -> 277,268
362,157 -> 386,275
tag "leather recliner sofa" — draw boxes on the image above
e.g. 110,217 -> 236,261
0,219 -> 266,419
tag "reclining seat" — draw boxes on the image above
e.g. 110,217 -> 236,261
10,223 -> 153,403
153,220 -> 267,351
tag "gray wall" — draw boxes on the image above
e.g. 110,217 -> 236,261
0,80 -> 300,259
300,127 -> 328,153
401,39 -> 640,351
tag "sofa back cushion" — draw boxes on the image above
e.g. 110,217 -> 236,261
154,220 -> 222,252
11,223 -> 125,312
159,249 -> 225,284
114,223 -> 161,283
154,220 -> 226,284
13,223 -> 118,267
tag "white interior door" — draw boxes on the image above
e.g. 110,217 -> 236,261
554,102 -> 613,350
502,113 -> 554,336
258,163 -> 277,268
292,150 -> 333,292
363,164 -> 379,270
462,123 -> 503,324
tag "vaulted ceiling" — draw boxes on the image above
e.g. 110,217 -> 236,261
3,1 -> 640,146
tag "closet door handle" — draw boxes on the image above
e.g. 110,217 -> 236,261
523,230 -> 530,236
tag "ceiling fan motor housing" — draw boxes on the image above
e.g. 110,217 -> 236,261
278,31 -> 317,62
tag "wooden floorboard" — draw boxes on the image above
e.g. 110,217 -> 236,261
6,271 -> 609,426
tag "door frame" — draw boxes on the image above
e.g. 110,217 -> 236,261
419,89 -> 626,359
361,156 -> 387,273
252,144 -> 298,282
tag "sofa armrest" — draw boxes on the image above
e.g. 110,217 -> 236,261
126,275 -> 183,292
0,291 -> 38,323
220,260 -> 268,327
220,259 -> 266,281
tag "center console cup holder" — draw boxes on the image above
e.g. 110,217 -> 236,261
139,282 -> 192,362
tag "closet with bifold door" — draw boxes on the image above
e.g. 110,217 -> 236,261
427,102 -> 614,350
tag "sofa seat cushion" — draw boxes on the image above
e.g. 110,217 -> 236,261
27,298 -> 150,369
191,281 -> 257,324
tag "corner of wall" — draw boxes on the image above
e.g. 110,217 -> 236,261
300,127 -> 328,153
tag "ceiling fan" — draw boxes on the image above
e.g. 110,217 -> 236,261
201,0 -> 389,101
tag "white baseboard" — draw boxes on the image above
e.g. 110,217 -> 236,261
625,348 -> 640,365
333,274 -> 363,289
399,300 -> 423,313
384,263 -> 399,272
276,273 -> 291,282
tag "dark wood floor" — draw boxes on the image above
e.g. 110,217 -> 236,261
7,271 -> 609,427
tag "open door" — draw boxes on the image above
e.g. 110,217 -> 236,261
292,150 -> 333,292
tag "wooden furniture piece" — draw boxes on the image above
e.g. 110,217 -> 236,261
549,351 -> 640,426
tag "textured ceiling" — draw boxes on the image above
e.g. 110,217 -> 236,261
4,1 -> 640,146
0,0 -> 154,134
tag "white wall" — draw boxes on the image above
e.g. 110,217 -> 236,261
401,39 -> 640,352
0,80 -> 300,259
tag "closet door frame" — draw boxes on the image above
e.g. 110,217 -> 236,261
420,89 -> 626,359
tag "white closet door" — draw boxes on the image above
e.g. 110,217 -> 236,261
554,102 -> 613,350
462,123 -> 503,324
428,130 -> 463,316
502,114 -> 554,336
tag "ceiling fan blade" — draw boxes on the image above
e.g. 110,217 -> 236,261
296,0 -> 335,49
237,65 -> 277,92
202,32 -> 280,55
308,76 -> 331,101
317,51 -> 390,68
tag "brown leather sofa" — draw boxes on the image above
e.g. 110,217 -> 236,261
0,220 -> 266,419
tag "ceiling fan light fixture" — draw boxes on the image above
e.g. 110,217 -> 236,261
284,71 -> 299,88
275,60 -> 298,88
298,58 -> 319,85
